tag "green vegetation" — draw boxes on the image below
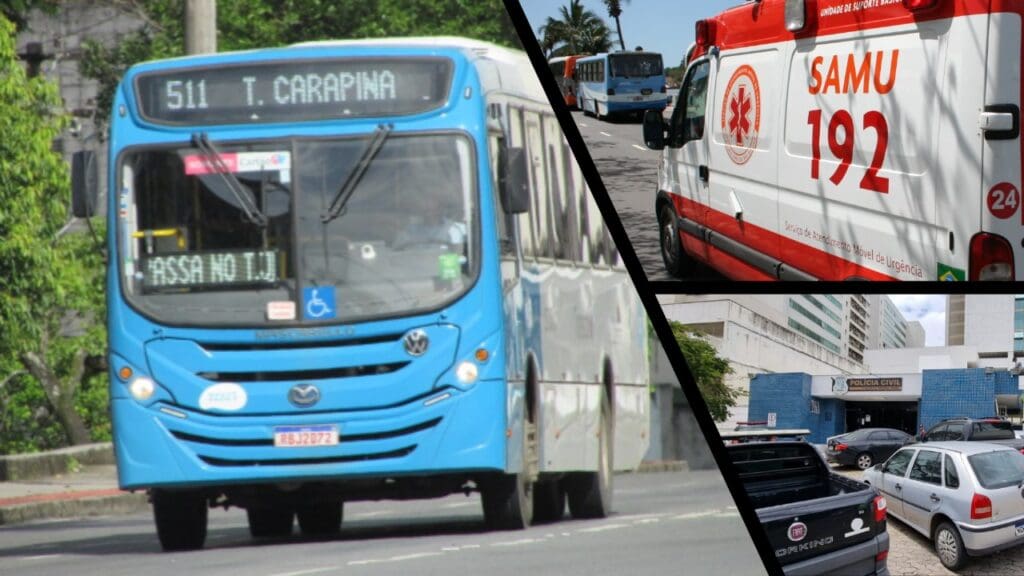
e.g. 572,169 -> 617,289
601,0 -> 629,52
80,0 -> 518,132
670,322 -> 742,423
538,0 -> 613,57
0,14 -> 108,454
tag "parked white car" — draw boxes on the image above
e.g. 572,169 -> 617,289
862,442 -> 1024,570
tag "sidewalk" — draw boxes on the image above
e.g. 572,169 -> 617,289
0,443 -> 683,527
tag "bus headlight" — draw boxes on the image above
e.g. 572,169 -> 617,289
130,377 -> 156,401
456,361 -> 478,384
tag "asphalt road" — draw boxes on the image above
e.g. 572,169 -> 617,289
0,469 -> 766,576
571,110 -> 727,283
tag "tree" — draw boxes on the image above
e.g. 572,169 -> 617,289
670,322 -> 741,423
537,0 -> 612,58
80,0 -> 519,132
602,0 -> 629,52
0,14 -> 108,453
1,0 -> 58,32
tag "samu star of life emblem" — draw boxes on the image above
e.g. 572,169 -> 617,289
721,65 -> 761,165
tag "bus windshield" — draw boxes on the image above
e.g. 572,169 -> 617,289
609,54 -> 663,78
118,133 -> 477,326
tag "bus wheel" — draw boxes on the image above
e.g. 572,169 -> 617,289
297,502 -> 343,536
247,505 -> 295,538
567,385 -> 613,518
152,489 -> 208,551
482,421 -> 536,530
532,478 -> 565,523
596,101 -> 606,120
659,203 -> 695,278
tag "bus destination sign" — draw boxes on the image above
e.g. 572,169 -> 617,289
135,58 -> 453,125
143,250 -> 280,291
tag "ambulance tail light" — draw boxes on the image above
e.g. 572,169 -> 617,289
969,233 -> 1015,281
903,0 -> 939,11
785,0 -> 807,32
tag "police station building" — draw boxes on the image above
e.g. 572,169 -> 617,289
748,369 -> 1024,444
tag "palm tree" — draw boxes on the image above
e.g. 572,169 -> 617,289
538,0 -> 613,57
603,0 -> 630,51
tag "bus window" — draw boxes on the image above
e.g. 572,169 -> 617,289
525,112 -> 552,259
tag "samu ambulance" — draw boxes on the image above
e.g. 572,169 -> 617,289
643,0 -> 1022,281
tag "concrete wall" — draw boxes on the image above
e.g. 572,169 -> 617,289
864,346 -> 980,373
965,296 -> 1014,355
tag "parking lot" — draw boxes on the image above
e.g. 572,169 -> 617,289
832,466 -> 1024,575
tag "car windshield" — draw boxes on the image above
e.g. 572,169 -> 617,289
968,451 -> 1024,489
609,54 -> 663,78
117,133 -> 477,326
972,421 -> 1015,440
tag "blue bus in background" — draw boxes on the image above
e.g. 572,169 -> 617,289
576,51 -> 668,120
71,37 -> 649,551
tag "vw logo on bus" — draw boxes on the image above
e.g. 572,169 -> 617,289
404,329 -> 429,357
288,384 -> 321,408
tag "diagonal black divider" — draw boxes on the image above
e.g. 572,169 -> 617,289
500,1 -> 783,574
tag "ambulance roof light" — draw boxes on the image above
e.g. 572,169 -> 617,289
785,0 -> 807,32
695,20 -> 710,46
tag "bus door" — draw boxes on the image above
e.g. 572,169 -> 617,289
664,57 -> 713,261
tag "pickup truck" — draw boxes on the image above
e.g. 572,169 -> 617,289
722,434 -> 890,575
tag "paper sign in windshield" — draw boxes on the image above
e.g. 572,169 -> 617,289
184,151 -> 291,176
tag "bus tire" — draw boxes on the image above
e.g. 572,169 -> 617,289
247,505 -> 295,538
152,489 -> 208,551
532,478 -> 565,523
297,502 -> 343,536
567,384 -> 614,519
659,203 -> 696,278
596,101 -> 606,120
482,422 -> 535,530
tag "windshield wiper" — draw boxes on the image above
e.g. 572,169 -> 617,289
191,132 -> 268,228
322,123 -> 393,224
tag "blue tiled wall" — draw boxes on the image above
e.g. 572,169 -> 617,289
749,372 -> 813,433
920,369 -> 996,429
813,398 -> 845,442
994,371 -> 1019,396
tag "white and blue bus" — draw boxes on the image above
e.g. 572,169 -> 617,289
70,37 -> 649,550
576,51 -> 668,119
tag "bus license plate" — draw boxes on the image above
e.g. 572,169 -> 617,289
633,96 -> 643,101
273,425 -> 338,448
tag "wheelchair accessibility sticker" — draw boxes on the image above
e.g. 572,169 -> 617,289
303,286 -> 337,320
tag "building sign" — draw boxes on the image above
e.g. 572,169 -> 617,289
846,377 -> 903,392
832,376 -> 848,395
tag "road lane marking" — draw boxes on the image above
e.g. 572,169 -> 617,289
632,144 -> 647,151
615,513 -> 671,521
491,538 -> 544,546
600,132 -> 612,137
21,554 -> 63,561
671,509 -> 727,521
348,552 -> 443,566
441,501 -> 476,509
634,518 -> 662,524
579,123 -> 588,127
578,523 -> 628,533
268,568 -> 336,576
348,510 -> 392,518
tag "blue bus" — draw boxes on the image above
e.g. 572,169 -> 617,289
575,51 -> 668,119
71,37 -> 649,550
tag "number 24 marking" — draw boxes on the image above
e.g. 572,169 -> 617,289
808,109 -> 890,194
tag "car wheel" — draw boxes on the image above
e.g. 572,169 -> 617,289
659,203 -> 696,277
856,453 -> 873,470
935,521 -> 967,570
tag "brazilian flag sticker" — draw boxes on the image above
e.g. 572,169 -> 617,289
438,253 -> 461,280
937,263 -> 965,281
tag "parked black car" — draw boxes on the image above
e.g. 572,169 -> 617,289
920,417 -> 1024,451
825,427 -> 912,470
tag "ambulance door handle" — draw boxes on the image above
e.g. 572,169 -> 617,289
698,165 -> 709,182
981,104 -> 1020,140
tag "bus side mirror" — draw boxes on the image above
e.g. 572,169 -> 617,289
500,147 -> 530,214
71,150 -> 98,218
643,110 -> 667,150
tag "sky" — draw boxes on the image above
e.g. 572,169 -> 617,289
889,295 -> 946,347
517,0 -> 745,66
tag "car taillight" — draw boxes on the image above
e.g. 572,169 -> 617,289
971,493 -> 993,520
876,549 -> 888,563
903,0 -> 938,10
969,233 -> 1015,280
874,495 -> 887,522
836,443 -> 848,452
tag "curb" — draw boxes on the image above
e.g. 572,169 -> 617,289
623,460 -> 686,474
0,492 -> 149,526
0,443 -> 114,482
